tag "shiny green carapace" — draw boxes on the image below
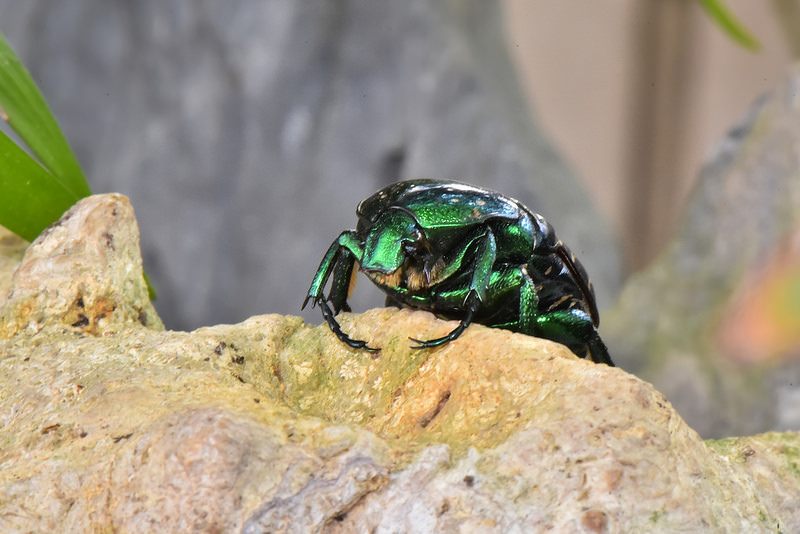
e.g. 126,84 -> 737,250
303,179 -> 613,366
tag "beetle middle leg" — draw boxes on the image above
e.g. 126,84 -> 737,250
408,289 -> 480,349
407,264 -> 530,349
408,228 -> 497,349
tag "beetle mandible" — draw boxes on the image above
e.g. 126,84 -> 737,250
303,179 -> 613,366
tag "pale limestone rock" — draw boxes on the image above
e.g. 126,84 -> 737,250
0,193 -> 162,337
0,194 -> 798,532
0,227 -> 27,294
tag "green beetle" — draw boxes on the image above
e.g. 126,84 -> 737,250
303,179 -> 613,366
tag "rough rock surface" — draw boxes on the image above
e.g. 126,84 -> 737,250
1,195 -> 798,532
0,0 -> 621,331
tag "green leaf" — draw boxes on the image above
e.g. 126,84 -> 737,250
698,0 -> 761,52
0,129 -> 78,241
143,271 -> 158,300
0,32 -> 90,198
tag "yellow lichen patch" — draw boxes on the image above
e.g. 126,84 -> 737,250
63,295 -> 118,335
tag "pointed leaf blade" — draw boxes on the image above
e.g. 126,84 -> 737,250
0,32 -> 90,198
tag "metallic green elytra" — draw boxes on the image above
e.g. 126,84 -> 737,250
302,179 -> 613,366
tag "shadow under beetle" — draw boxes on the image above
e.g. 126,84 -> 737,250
303,179 -> 613,366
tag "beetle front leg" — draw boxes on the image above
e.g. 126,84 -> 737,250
303,231 -> 363,309
317,297 -> 378,351
303,231 -> 378,352
329,253 -> 356,314
304,239 -> 343,311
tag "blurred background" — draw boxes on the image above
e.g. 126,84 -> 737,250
1,0 -> 799,438
505,0 -> 791,270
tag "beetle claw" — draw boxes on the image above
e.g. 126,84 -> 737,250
317,297 -> 380,352
409,336 -> 449,350
351,340 -> 380,352
408,299 -> 476,349
408,331 -> 462,350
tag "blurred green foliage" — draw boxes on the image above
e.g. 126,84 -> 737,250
699,0 -> 761,52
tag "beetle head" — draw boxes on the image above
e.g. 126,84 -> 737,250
362,207 -> 422,272
361,207 -> 438,289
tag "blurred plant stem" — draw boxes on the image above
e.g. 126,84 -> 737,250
698,0 -> 761,51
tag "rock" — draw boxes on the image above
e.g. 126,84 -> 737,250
0,194 -> 162,337
604,65 -> 800,438
1,194 -> 798,532
0,227 -> 27,294
0,0 -> 621,330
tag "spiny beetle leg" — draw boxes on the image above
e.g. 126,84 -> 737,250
318,298 -> 379,352
409,293 -> 478,349
328,253 -> 356,314
301,293 -> 317,310
534,309 -> 614,367
587,335 -> 614,367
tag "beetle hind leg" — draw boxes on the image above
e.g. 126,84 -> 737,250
586,335 -> 613,367
534,309 -> 614,366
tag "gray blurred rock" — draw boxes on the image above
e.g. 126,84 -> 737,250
605,65 -> 800,438
2,193 -> 798,533
0,0 -> 621,331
